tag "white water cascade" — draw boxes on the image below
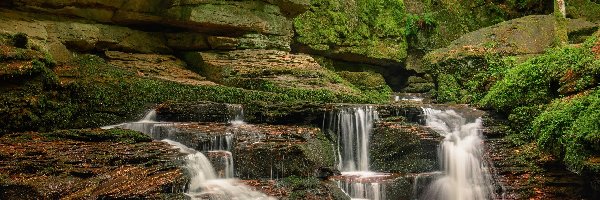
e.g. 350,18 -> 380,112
328,106 -> 378,172
419,107 -> 496,200
327,106 -> 387,200
104,109 -> 272,199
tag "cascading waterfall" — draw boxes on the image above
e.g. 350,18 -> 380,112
105,108 -> 271,199
419,107 -> 495,200
328,106 -> 377,172
327,106 -> 386,200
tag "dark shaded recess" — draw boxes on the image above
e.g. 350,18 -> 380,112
0,185 -> 43,200
0,0 -> 13,7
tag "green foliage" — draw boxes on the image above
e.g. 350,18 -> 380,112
532,90 -> 600,174
294,0 -> 407,60
405,13 -> 436,38
480,46 -> 599,112
279,175 -> 322,199
430,55 -> 513,103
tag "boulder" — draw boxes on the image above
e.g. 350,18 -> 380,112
370,122 -> 441,173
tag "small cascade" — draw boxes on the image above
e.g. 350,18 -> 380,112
163,140 -> 272,199
228,104 -> 245,125
200,134 -> 234,152
418,107 -> 496,200
327,106 -> 378,172
327,106 -> 388,200
335,172 -> 388,200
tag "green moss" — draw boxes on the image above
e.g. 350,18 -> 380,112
480,44 -> 599,112
429,54 -> 513,103
531,89 -> 600,174
566,0 -> 600,22
294,0 -> 407,61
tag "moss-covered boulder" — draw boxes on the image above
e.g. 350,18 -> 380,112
233,125 -> 335,179
0,129 -> 186,199
425,15 -> 599,103
370,122 -> 440,173
567,0 -> 600,23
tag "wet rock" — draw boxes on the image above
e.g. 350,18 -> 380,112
241,177 -> 349,200
316,167 -> 341,179
245,101 -> 331,125
0,129 -> 187,199
375,103 -> 425,124
233,125 -> 334,179
156,101 -> 242,123
485,138 -> 593,199
370,122 -> 441,173
145,122 -> 335,179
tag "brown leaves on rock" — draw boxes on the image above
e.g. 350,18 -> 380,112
0,131 -> 185,199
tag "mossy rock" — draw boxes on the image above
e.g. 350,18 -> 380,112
233,128 -> 335,179
370,122 -> 440,173
294,0 -> 408,64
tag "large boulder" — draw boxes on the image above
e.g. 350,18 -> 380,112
424,15 -> 599,103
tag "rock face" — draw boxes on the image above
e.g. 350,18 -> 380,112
184,49 -> 361,97
0,129 -> 187,199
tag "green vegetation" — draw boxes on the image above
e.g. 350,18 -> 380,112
467,32 -> 600,178
567,0 -> 600,22
427,54 -> 514,103
532,90 -> 600,174
337,71 -> 393,102
480,43 -> 599,112
294,0 -> 408,61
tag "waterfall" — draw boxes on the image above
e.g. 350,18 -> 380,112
328,106 -> 378,172
419,108 -> 495,200
328,106 -> 389,200
104,108 -> 272,200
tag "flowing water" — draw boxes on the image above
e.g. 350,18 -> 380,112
104,108 -> 272,200
327,106 -> 387,200
418,107 -> 496,200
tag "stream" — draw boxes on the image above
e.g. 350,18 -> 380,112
103,101 -> 499,200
